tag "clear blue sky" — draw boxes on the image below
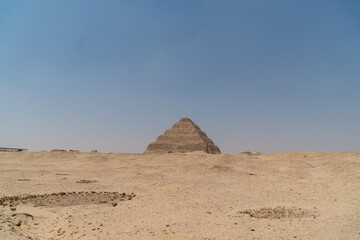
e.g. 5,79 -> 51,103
1,0 -> 359,153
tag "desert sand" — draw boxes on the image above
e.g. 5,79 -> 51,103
0,151 -> 359,240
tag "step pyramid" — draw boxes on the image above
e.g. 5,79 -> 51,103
144,118 -> 221,154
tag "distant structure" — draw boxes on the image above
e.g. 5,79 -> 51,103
144,118 -> 221,154
0,147 -> 28,152
51,149 -> 67,152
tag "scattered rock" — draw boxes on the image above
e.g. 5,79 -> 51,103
55,173 -> 69,176
76,179 -> 97,184
12,213 -> 33,219
247,172 -> 257,176
0,192 -> 136,208
239,206 -> 317,219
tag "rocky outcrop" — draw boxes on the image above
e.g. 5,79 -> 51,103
144,118 -> 221,154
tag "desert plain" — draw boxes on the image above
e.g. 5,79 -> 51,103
0,151 -> 359,240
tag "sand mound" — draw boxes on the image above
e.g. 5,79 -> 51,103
238,151 -> 262,156
145,118 -> 221,154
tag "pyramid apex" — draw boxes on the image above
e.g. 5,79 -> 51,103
179,117 -> 194,123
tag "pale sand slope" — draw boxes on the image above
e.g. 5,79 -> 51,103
0,151 -> 359,240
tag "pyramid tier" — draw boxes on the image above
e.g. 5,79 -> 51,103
156,134 -> 208,142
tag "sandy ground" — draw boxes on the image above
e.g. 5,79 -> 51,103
0,151 -> 359,240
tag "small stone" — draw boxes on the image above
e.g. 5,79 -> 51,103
10,207 -> 16,211
112,202 -> 117,207
251,228 -> 255,231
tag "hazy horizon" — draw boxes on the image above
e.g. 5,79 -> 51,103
1,0 -> 360,154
